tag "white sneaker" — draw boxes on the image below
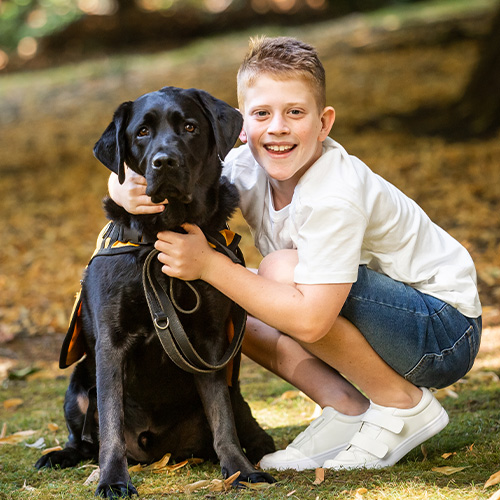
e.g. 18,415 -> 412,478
323,388 -> 449,470
259,407 -> 364,471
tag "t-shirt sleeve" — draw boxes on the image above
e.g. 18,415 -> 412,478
293,198 -> 367,284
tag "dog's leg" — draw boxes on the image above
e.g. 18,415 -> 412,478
229,384 -> 276,464
194,372 -> 275,486
94,340 -> 138,498
36,363 -> 99,469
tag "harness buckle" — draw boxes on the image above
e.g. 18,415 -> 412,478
153,312 -> 170,330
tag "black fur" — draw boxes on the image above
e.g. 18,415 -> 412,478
35,87 -> 275,497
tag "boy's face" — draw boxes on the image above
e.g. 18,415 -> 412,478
239,74 -> 334,194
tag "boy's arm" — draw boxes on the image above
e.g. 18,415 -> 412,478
155,224 -> 351,344
108,170 -> 165,215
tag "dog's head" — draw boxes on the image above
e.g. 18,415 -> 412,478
94,87 -> 243,210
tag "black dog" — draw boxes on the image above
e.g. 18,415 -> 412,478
35,87 -> 275,497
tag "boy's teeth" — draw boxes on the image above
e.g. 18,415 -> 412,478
268,145 -> 292,152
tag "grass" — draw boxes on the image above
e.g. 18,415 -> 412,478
1,358 -> 500,499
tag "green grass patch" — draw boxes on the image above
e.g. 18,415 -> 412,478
1,360 -> 500,499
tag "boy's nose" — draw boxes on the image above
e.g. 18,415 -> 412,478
268,114 -> 290,135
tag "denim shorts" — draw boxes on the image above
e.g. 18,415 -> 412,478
339,266 -> 482,389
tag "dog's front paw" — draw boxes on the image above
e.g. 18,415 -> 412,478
35,448 -> 84,470
234,470 -> 276,488
95,482 -> 138,498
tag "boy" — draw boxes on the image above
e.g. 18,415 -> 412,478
108,36 -> 481,471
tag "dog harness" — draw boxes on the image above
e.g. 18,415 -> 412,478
59,221 -> 246,388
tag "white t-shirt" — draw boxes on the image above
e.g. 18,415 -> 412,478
222,137 -> 481,318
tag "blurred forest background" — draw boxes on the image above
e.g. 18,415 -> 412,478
1,0 -> 500,367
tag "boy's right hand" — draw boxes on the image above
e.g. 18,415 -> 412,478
108,168 -> 166,215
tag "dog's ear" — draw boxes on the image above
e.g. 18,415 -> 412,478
188,89 -> 243,160
93,101 -> 132,184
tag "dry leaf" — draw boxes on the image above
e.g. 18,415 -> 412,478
21,480 -> 36,492
287,490 -> 296,497
151,453 -> 171,469
488,490 -> 500,500
42,445 -> 63,455
224,471 -> 240,489
183,479 -> 210,494
1,423 -> 7,439
485,470 -> 500,489
441,452 -> 457,459
47,423 -> 59,432
421,444 -> 428,461
128,464 -> 144,473
313,468 -> 325,485
25,437 -> 46,449
84,468 -> 100,485
3,398 -> 24,410
433,387 -> 459,400
0,429 -> 37,445
238,481 -> 274,490
432,466 -> 470,475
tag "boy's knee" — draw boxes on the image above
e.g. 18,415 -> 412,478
258,249 -> 298,285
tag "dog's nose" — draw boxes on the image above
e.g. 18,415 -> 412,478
152,153 -> 179,170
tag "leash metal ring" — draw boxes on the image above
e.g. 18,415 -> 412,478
154,317 -> 170,330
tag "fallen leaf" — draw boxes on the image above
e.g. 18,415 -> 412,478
356,487 -> 368,496
441,452 -> 457,459
0,430 -> 37,445
485,470 -> 500,489
47,423 -> 59,432
223,471 -> 240,489
488,490 -> 500,500
421,444 -> 428,461
313,468 -> 325,485
433,387 -> 459,400
432,466 -> 470,475
84,468 -> 100,485
183,479 -> 210,494
25,437 -> 46,449
151,452 -> 171,470
0,423 -> 6,438
468,371 -> 500,383
42,445 -> 63,455
238,481 -> 274,490
21,480 -> 36,492
3,398 -> 23,410
287,489 -> 297,497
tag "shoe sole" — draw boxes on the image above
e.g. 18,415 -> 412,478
260,442 -> 348,471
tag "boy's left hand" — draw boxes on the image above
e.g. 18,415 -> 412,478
155,224 -> 215,281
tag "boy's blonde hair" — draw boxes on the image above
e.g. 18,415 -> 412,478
237,36 -> 326,112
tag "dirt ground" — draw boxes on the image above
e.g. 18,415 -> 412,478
0,6 -> 499,368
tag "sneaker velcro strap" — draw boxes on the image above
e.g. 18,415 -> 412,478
350,431 -> 389,459
362,409 -> 404,434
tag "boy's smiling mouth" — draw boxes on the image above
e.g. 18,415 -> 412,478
265,144 -> 296,153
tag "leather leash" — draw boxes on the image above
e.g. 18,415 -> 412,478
142,234 -> 247,374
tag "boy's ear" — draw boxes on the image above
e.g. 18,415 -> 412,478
319,106 -> 335,141
239,127 -> 248,144
93,101 -> 132,184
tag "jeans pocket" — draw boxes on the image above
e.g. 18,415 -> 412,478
404,323 -> 476,389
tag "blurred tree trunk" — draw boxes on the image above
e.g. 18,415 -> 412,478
402,3 -> 500,139
450,3 -> 500,137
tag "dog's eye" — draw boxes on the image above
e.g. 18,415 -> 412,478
137,127 -> 149,137
184,123 -> 196,133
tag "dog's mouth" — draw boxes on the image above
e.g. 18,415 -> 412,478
149,188 -> 193,205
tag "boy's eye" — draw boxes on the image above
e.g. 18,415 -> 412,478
137,127 -> 149,137
254,110 -> 268,117
289,109 -> 302,115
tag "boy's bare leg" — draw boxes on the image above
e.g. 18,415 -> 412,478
243,316 -> 369,416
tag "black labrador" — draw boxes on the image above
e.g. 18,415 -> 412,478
35,87 -> 275,497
